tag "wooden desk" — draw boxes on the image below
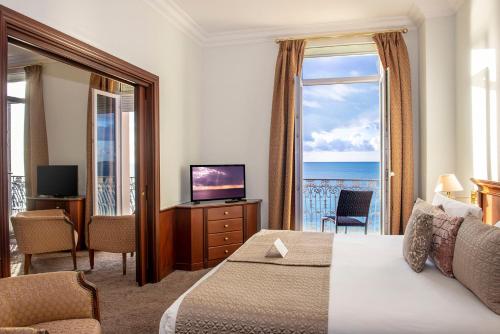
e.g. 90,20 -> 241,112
26,196 -> 86,249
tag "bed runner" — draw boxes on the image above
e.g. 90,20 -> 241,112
174,230 -> 333,334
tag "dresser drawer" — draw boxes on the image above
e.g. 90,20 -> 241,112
34,200 -> 67,211
207,205 -> 243,221
208,243 -> 242,260
207,218 -> 243,234
208,231 -> 243,247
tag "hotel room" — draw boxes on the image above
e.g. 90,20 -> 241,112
0,0 -> 499,333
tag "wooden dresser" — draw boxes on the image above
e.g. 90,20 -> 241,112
26,196 -> 86,249
174,200 -> 261,270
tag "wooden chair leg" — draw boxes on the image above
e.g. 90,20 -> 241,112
89,249 -> 95,269
71,247 -> 77,270
122,253 -> 127,275
130,252 -> 134,257
24,254 -> 32,275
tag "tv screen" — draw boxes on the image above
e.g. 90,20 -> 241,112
37,165 -> 78,197
191,165 -> 246,202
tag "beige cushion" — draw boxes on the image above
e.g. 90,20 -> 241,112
412,198 -> 443,215
403,209 -> 433,272
32,319 -> 101,334
429,211 -> 464,277
453,216 -> 500,315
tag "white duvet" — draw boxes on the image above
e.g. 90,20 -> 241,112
160,235 -> 500,334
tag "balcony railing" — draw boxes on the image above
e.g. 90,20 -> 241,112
303,178 -> 381,233
9,175 -> 136,216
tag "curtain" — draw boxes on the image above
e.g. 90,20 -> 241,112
24,65 -> 49,197
373,32 -> 414,234
268,40 -> 306,230
85,74 -> 118,235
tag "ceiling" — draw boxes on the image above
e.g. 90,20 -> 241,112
169,0 -> 463,35
8,43 -> 52,68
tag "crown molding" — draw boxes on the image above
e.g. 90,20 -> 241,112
145,0 -> 207,45
205,16 -> 416,47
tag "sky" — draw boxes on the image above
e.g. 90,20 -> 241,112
302,54 -> 381,162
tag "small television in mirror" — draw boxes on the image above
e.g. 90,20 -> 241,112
37,165 -> 78,197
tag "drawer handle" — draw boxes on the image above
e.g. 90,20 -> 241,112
224,211 -> 229,215
224,224 -> 229,228
224,237 -> 229,241
225,250 -> 229,254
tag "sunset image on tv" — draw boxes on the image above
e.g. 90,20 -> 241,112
191,166 -> 245,201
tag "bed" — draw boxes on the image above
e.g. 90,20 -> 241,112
160,231 -> 500,334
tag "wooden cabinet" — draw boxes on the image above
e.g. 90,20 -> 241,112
174,200 -> 261,270
26,196 -> 86,250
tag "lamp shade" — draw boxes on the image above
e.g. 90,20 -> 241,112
435,174 -> 464,192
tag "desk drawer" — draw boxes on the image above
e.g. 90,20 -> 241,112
207,218 -> 242,234
207,206 -> 243,221
34,200 -> 67,211
208,243 -> 242,260
208,231 -> 243,247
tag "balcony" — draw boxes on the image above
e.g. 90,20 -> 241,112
302,178 -> 381,233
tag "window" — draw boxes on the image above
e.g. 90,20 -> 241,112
93,89 -> 135,216
298,45 -> 384,234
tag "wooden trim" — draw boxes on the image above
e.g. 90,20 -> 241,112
76,271 -> 100,321
0,5 -> 160,285
471,178 -> 500,196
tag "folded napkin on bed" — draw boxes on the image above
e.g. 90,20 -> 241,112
228,229 -> 333,266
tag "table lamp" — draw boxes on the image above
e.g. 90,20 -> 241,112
435,174 -> 463,198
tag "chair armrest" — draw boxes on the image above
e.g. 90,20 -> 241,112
0,272 -> 99,327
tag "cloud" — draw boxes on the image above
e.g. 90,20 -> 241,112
304,119 -> 380,153
303,84 -> 364,102
302,100 -> 321,108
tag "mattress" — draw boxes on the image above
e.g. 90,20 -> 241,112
160,235 -> 500,334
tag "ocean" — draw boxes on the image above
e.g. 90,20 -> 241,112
303,161 -> 380,180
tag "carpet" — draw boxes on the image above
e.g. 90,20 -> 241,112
25,251 -> 210,333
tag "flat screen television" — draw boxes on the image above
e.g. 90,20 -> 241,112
190,164 -> 246,202
37,165 -> 78,197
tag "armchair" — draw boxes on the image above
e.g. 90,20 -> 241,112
11,210 -> 78,274
88,215 -> 135,275
0,271 -> 101,333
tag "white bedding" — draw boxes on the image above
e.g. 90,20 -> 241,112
160,235 -> 500,334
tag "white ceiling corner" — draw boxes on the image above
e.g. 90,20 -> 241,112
145,0 -> 207,44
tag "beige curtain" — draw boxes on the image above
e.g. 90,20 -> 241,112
268,40 -> 306,230
24,65 -> 49,197
373,32 -> 414,235
85,74 -> 118,234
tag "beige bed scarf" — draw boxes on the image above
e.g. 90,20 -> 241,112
175,230 -> 333,334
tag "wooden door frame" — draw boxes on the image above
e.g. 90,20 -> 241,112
0,5 -> 160,285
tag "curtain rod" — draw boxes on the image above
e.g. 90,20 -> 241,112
274,27 -> 408,44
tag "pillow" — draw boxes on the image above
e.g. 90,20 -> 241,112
429,211 -> 464,277
495,221 -> 500,228
412,198 -> 444,215
453,215 -> 500,314
403,209 -> 433,273
432,193 -> 482,218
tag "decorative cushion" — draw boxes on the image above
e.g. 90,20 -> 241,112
453,216 -> 500,315
32,319 -> 101,334
429,211 -> 464,277
412,198 -> 443,215
432,193 -> 482,218
403,209 -> 433,272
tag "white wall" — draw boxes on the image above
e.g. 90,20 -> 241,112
455,0 -> 500,190
200,42 -> 277,227
201,33 -> 420,228
0,0 -> 203,209
418,16 -> 457,201
42,62 -> 90,196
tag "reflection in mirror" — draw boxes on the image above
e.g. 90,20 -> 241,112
7,42 -> 136,277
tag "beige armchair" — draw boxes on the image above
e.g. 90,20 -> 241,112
88,215 -> 135,275
11,210 -> 78,275
0,271 -> 101,334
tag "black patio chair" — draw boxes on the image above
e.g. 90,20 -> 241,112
321,190 -> 373,234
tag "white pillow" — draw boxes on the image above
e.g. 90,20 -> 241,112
495,221 -> 500,228
432,192 -> 483,219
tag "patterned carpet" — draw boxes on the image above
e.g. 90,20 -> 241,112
17,251 -> 210,333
